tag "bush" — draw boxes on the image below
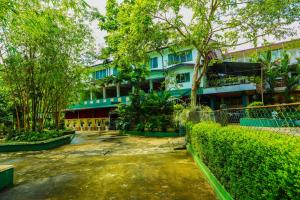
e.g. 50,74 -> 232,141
246,101 -> 273,118
116,91 -> 174,131
6,130 -> 64,142
191,122 -> 300,200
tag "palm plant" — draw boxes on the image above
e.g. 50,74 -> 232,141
257,50 -> 280,103
277,54 -> 300,102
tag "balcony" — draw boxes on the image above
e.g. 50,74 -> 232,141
67,96 -> 130,110
204,76 -> 257,94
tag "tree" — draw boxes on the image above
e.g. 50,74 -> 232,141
100,0 -> 300,107
277,53 -> 300,102
0,0 -> 95,131
256,50 -> 279,103
255,50 -> 300,103
99,0 -> 168,83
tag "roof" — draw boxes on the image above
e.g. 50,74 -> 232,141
225,38 -> 300,57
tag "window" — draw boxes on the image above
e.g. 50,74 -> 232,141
271,49 -> 282,61
150,57 -> 158,69
95,69 -> 107,80
168,50 -> 193,65
176,73 -> 190,83
113,68 -> 118,75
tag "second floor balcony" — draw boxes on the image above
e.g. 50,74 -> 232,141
206,75 -> 259,88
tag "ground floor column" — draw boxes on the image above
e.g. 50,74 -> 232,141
209,97 -> 216,110
242,93 -> 249,107
149,79 -> 153,92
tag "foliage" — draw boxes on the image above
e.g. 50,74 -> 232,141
0,0 -> 95,131
100,0 -> 300,107
6,130 -> 63,142
116,90 -> 175,131
277,53 -> 300,102
0,87 -> 13,126
246,101 -> 264,118
191,122 -> 300,200
255,50 -> 300,103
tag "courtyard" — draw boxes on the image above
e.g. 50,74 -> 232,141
0,132 -> 216,200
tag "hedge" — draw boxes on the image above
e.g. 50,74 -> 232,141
191,122 -> 300,200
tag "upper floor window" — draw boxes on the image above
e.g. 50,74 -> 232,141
271,49 -> 282,61
95,69 -> 107,80
113,68 -> 118,75
176,72 -> 190,83
168,50 -> 193,65
150,57 -> 158,69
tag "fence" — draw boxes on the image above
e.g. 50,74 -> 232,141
194,102 -> 300,135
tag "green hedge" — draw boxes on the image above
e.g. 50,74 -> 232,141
5,129 -> 75,142
191,122 -> 300,200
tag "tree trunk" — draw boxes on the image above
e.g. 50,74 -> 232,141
55,101 -> 59,130
32,92 -> 37,131
15,106 -> 20,131
191,52 -> 201,107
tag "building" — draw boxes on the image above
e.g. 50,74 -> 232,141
64,40 -> 300,130
225,39 -> 300,103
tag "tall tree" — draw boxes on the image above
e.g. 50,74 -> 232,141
0,0 -> 95,131
100,0 -> 300,107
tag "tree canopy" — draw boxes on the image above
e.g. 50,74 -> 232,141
100,0 -> 300,106
0,0 -> 96,131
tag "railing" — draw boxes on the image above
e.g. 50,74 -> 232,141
68,96 -> 130,110
206,76 -> 257,87
193,103 -> 300,135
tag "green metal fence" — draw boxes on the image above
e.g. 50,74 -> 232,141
194,102 -> 300,135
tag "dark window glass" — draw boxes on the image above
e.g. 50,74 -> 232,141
176,73 -> 190,83
113,68 -> 118,75
187,51 -> 193,61
168,54 -> 174,65
150,57 -> 158,68
94,69 -> 107,80
168,49 -> 193,65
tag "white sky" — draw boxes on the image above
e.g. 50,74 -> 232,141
86,0 -> 300,53
85,0 -> 107,49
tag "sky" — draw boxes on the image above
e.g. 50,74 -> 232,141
85,0 -> 107,48
86,0 -> 300,53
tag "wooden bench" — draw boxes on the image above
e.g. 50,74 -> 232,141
0,165 -> 14,191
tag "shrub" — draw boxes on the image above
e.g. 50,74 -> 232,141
191,122 -> 300,200
6,130 -> 64,142
246,101 -> 273,118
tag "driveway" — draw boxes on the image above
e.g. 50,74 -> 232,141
0,132 -> 216,200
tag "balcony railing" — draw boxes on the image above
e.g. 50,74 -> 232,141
206,76 -> 258,88
68,96 -> 130,110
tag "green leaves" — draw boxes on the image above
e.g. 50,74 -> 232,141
116,90 -> 175,131
191,122 -> 300,199
0,0 -> 95,131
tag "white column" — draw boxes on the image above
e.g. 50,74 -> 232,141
149,79 -> 153,92
103,87 -> 107,99
116,83 -> 121,97
90,90 -> 93,100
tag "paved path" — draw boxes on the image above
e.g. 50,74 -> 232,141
0,132 -> 216,200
